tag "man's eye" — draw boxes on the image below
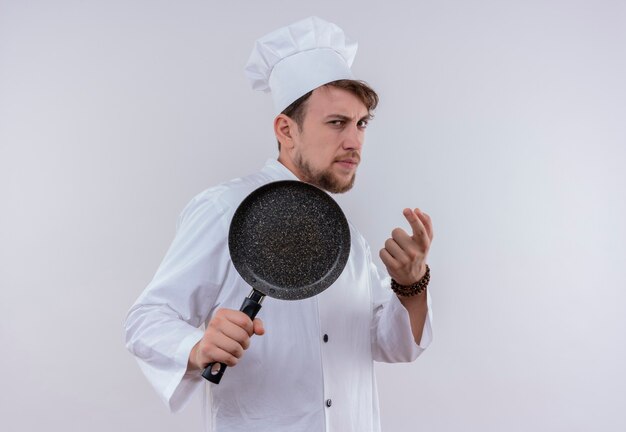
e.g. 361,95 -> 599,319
357,120 -> 369,128
329,120 -> 344,126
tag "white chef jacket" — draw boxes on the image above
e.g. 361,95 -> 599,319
125,159 -> 433,432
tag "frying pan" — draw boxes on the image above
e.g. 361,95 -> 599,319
201,180 -> 351,384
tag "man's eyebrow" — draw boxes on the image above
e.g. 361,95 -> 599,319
324,114 -> 352,121
324,113 -> 374,121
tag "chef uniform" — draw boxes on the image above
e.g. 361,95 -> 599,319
124,17 -> 433,432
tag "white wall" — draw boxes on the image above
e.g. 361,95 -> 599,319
1,1 -> 624,431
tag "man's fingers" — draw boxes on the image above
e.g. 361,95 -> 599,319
203,345 -> 241,368
197,331 -> 244,367
403,208 -> 428,241
391,227 -> 421,255
215,333 -> 247,360
224,310 -> 255,336
219,320 -> 253,349
379,209 -> 434,286
384,237 -> 412,264
379,247 -> 399,271
415,208 -> 434,241
193,309 -> 266,371
253,318 -> 265,336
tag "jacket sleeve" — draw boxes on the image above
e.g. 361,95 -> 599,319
124,193 -> 231,412
368,243 -> 433,363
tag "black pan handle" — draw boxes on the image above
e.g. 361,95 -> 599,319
202,290 -> 264,384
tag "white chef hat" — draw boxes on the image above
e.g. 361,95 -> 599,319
244,16 -> 358,115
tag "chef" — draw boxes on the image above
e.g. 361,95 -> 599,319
125,16 -> 433,432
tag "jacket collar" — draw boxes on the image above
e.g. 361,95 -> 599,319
261,158 -> 300,182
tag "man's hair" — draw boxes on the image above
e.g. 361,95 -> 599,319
277,79 -> 379,150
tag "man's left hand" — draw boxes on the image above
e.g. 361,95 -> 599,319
379,208 -> 433,285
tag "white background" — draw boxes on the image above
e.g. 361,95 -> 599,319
1,1 -> 625,431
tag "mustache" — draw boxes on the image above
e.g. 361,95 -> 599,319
334,152 -> 361,163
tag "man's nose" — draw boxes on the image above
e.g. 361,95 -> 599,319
342,125 -> 363,150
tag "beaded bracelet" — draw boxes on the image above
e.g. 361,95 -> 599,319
390,265 -> 430,297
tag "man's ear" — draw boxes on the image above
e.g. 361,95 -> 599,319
274,114 -> 296,149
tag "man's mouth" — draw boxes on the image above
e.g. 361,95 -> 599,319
334,156 -> 360,170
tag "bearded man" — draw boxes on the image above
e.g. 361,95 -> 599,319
125,16 -> 433,432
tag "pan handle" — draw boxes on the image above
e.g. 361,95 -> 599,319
202,290 -> 264,384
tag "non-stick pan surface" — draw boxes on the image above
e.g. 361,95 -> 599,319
228,180 -> 350,300
203,180 -> 350,384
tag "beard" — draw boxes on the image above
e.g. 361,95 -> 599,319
294,152 -> 357,194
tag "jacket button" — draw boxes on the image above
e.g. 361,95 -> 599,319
326,399 -> 332,407
323,334 -> 329,343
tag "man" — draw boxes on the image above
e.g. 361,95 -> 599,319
125,16 -> 433,432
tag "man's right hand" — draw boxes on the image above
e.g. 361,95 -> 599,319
187,308 -> 265,371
